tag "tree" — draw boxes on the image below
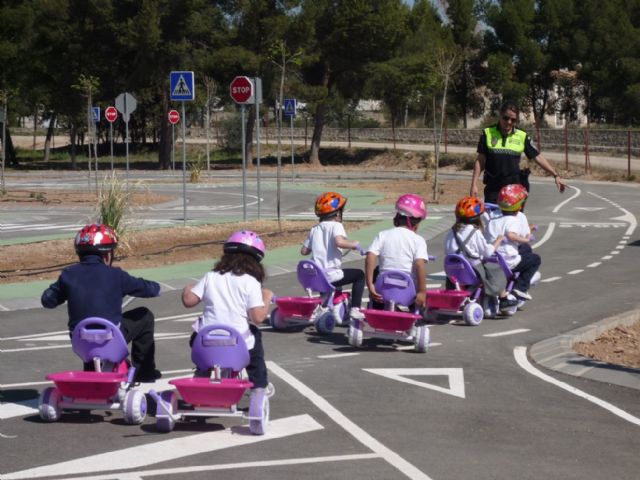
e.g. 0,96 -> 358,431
301,0 -> 408,165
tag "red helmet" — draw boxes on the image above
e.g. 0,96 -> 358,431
223,230 -> 266,261
396,194 -> 427,219
456,196 -> 485,221
498,184 -> 528,212
314,192 -> 347,218
74,223 -> 118,255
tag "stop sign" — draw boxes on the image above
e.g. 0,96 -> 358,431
105,106 -> 118,123
168,109 -> 180,125
230,76 -> 255,104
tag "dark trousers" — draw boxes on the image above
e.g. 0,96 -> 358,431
81,307 -> 156,372
513,252 -> 541,293
188,323 -> 268,389
332,268 -> 365,308
120,307 -> 157,374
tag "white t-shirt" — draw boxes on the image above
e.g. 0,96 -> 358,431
444,224 -> 495,267
190,271 -> 264,349
367,226 -> 429,280
303,221 -> 348,282
485,214 -> 521,268
515,211 -> 531,238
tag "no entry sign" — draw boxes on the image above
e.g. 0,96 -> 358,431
230,76 -> 255,104
105,106 -> 118,123
168,109 -> 180,125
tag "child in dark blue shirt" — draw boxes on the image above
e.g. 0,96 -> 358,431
41,224 -> 162,382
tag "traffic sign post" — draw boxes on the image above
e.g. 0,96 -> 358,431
284,99 -> 297,181
230,76 -> 256,221
254,78 -> 262,218
105,106 -> 118,170
168,109 -> 180,171
115,92 -> 137,184
170,71 -> 195,226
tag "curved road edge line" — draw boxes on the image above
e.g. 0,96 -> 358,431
513,346 -> 640,427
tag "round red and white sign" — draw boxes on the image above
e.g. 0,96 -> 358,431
105,106 -> 118,123
168,109 -> 180,125
230,76 -> 254,104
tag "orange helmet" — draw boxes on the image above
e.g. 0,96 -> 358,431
456,196 -> 485,221
497,184 -> 528,212
314,192 -> 347,218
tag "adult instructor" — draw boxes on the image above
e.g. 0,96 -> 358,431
470,102 -> 566,204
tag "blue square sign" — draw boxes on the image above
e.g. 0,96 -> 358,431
283,98 -> 297,117
170,71 -> 195,101
92,106 -> 100,122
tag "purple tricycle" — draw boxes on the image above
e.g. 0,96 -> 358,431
426,252 -> 519,326
149,324 -> 270,435
270,260 -> 351,334
349,270 -> 429,353
38,317 -> 147,424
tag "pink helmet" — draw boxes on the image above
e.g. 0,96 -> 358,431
395,194 -> 427,219
223,230 -> 266,261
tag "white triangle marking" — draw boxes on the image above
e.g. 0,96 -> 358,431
364,368 -> 465,399
3,414 -> 323,480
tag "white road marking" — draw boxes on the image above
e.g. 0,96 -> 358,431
587,262 -> 601,268
0,303 -> 9,311
364,368 -> 465,399
483,329 -> 530,337
2,345 -> 68,353
611,251 -> 620,255
541,277 -> 562,283
552,185 -> 580,213
568,270 -> 583,275
514,346 -> 640,427
61,454 -> 380,480
267,361 -> 433,480
394,343 -> 441,351
615,245 -> 625,250
2,415 -> 323,480
318,352 -> 360,359
0,399 -> 39,420
1,330 -> 68,341
602,255 -> 613,260
531,221 -> 555,249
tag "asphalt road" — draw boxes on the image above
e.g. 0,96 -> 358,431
1,174 -> 639,480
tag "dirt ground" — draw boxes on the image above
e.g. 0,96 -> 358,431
1,150 -> 637,371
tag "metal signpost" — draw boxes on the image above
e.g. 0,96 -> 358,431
105,106 -> 118,170
92,107 -> 100,192
0,100 -> 6,192
170,71 -> 195,226
115,92 -> 137,185
230,76 -> 255,221
283,98 -> 297,181
254,78 -> 262,218
168,109 -> 180,171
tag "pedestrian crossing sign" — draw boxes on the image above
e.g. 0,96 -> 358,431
283,98 -> 297,118
170,71 -> 195,101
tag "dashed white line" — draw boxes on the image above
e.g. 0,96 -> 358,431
483,329 -> 530,337
586,262 -> 601,268
514,346 -> 640,427
602,255 -> 613,260
568,270 -> 584,275
611,251 -> 620,255
615,245 -> 625,250
318,352 -> 360,359
541,277 -> 562,283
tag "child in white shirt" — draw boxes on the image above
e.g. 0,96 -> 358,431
301,192 -> 365,320
182,230 -> 273,390
485,184 -> 540,301
366,194 -> 429,309
444,196 -> 516,310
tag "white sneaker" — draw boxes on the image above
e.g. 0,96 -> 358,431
512,289 -> 532,301
349,307 -> 365,320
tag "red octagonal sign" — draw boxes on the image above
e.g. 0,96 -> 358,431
105,106 -> 118,123
230,76 -> 254,104
168,109 -> 180,125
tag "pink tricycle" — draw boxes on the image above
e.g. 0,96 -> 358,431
270,260 -> 350,334
38,317 -> 147,424
426,252 -> 519,326
149,324 -> 270,435
349,270 -> 429,352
